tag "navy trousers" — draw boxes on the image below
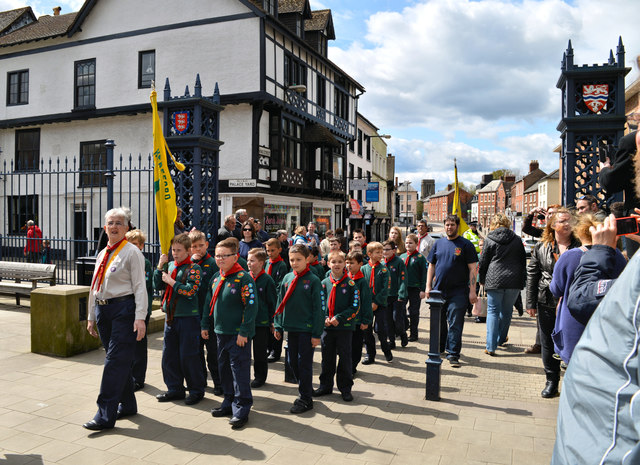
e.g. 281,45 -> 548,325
287,331 -> 315,404
217,334 -> 253,419
352,326 -> 365,370
374,304 -> 392,354
200,317 -> 221,388
162,316 -> 206,396
252,326 -> 270,382
94,298 -> 137,427
405,287 -> 422,338
319,330 -> 353,394
131,312 -> 150,385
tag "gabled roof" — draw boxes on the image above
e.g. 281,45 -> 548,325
398,181 -> 417,192
524,180 -> 541,194
539,169 -> 559,181
0,7 -> 35,36
279,0 -> 312,18
477,179 -> 502,193
0,11 -> 76,47
429,187 -> 454,199
305,9 -> 335,40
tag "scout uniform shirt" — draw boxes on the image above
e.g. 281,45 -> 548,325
384,255 -> 408,300
274,271 -> 325,339
266,258 -> 288,288
401,251 -> 428,291
362,260 -> 389,308
321,273 -> 360,331
194,253 -> 219,314
88,241 -> 148,321
202,268 -> 258,339
153,261 -> 202,317
252,271 -> 277,328
310,261 -> 325,281
350,272 -> 373,326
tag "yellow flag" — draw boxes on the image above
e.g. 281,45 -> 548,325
452,159 -> 469,236
151,88 -> 185,254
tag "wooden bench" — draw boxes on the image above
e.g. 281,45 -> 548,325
0,261 -> 56,305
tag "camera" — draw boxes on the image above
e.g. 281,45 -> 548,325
615,216 -> 640,236
537,214 -> 546,220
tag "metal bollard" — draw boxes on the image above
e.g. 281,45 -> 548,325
425,290 -> 445,401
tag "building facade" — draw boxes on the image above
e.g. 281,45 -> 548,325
396,181 -> 418,227
424,185 -> 472,223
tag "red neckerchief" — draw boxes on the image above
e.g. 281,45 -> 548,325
266,256 -> 284,275
250,269 -> 265,282
349,270 -> 364,281
404,250 -> 418,266
162,257 -> 192,307
196,253 -> 212,266
91,237 -> 126,292
328,273 -> 348,318
274,266 -> 310,316
384,254 -> 396,265
368,260 -> 379,294
209,263 -> 244,316
310,260 -> 320,267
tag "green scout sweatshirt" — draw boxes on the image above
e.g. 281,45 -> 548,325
400,252 -> 428,291
384,255 -> 408,300
153,262 -> 202,317
321,273 -> 360,331
274,271 -> 324,338
362,261 -> 389,307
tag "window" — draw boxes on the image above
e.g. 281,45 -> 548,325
334,87 -> 349,120
284,54 -> 307,96
366,170 -> 370,181
316,75 -> 326,109
282,117 -> 303,169
7,70 -> 28,105
263,0 -> 276,15
80,140 -> 107,187
357,130 -> 363,156
348,163 -> 354,198
7,195 -> 38,235
366,138 -> 371,161
357,167 -> 362,201
138,51 -> 155,89
15,128 -> 40,171
75,59 -> 96,109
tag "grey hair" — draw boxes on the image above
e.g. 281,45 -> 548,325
27,220 -> 34,227
235,209 -> 247,217
225,214 -> 236,223
105,207 -> 129,223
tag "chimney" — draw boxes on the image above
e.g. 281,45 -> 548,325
447,184 -> 452,191
529,160 -> 539,173
395,177 -> 398,189
53,6 -> 61,15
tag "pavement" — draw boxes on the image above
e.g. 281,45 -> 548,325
0,295 -> 558,465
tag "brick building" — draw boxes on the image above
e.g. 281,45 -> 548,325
425,184 -> 472,223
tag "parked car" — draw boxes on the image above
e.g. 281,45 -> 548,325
429,233 -> 443,241
522,238 -> 538,256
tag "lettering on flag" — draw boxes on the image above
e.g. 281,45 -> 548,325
583,84 -> 608,113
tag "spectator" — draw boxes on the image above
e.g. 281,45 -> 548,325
478,214 -> 526,356
526,208 -> 580,398
335,227 -> 348,253
387,226 -> 405,254
306,222 -> 320,246
233,209 -> 249,240
238,221 -> 263,259
217,214 -> 236,243
292,226 -> 308,246
276,229 -> 290,266
463,221 -> 483,254
522,204 -> 561,238
174,207 -> 186,235
416,219 -> 434,260
575,194 -> 606,220
41,239 -> 52,264
24,220 -> 43,263
254,219 -> 270,243
319,230 -> 334,258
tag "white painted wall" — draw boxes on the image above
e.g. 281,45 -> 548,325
219,103 -> 252,180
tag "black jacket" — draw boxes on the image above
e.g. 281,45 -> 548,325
599,131 -> 639,215
478,227 -> 526,290
526,237 -> 581,309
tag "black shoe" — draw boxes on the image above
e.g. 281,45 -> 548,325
448,357 -> 461,368
211,407 -> 233,417
82,420 -> 111,431
267,351 -> 280,363
212,386 -> 224,396
400,334 -> 409,347
362,356 -> 375,365
116,409 -> 137,420
475,317 -> 486,323
541,380 -> 559,398
133,382 -> 144,392
408,336 -> 418,342
250,379 -> 265,388
229,416 -> 248,429
389,341 -> 396,350
384,351 -> 393,362
466,311 -> 473,317
341,392 -> 354,402
517,308 -> 524,317
290,399 -> 313,414
185,393 -> 204,405
156,391 -> 185,402
313,387 -> 333,397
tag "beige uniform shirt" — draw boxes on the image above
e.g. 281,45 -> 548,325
88,242 -> 148,321
419,234 -> 434,260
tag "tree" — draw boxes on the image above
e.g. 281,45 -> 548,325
458,182 -> 476,195
491,169 -> 519,180
416,200 -> 424,219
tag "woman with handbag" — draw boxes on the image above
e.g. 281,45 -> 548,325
478,214 -> 526,356
526,208 -> 580,398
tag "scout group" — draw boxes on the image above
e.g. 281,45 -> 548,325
83,208 -> 427,431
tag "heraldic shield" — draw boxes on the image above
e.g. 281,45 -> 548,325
583,84 -> 608,113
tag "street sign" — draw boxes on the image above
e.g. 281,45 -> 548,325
228,179 -> 257,188
350,179 -> 368,191
366,182 -> 379,202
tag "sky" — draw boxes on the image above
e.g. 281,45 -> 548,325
3,0 -> 640,191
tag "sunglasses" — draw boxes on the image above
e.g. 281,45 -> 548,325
243,228 -> 252,231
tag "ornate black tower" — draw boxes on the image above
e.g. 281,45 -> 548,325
557,37 -> 631,206
162,75 -> 224,238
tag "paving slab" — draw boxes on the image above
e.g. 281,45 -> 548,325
0,295 -> 557,464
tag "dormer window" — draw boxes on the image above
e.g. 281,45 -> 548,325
295,16 -> 303,37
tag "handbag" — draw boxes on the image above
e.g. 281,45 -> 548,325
472,285 -> 488,317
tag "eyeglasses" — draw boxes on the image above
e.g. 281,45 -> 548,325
106,221 -> 125,227
242,228 -> 252,232
215,254 -> 236,260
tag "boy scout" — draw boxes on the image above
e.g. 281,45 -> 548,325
346,251 -> 373,375
308,245 -> 325,280
202,238 -> 258,429
362,242 -> 390,363
154,233 -> 206,406
265,238 -> 287,363
382,240 -> 408,350
401,234 -> 428,342
314,251 -> 359,401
